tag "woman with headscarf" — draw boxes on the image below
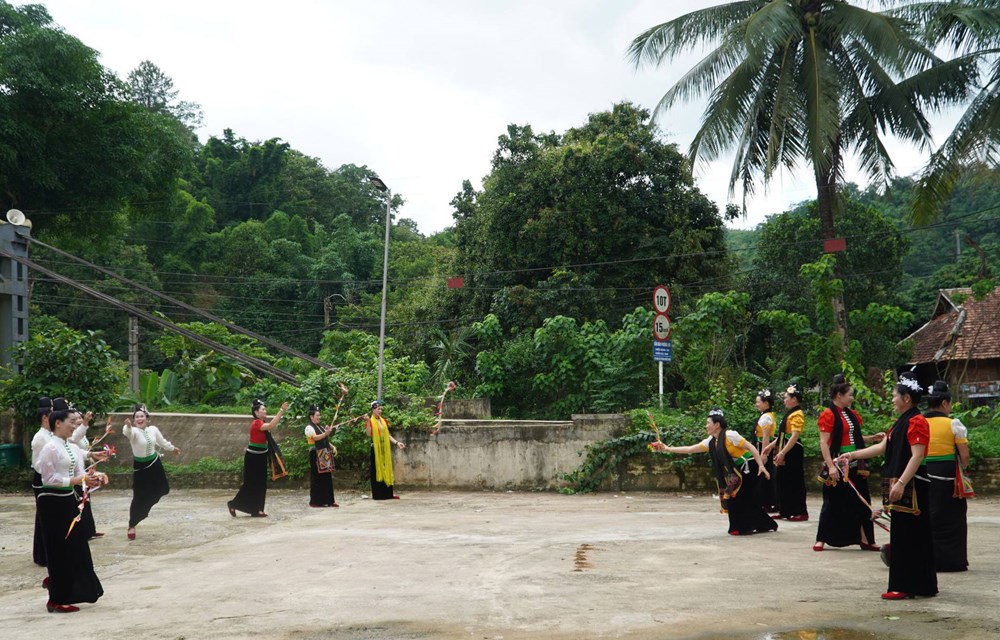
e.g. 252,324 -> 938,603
121,405 -> 180,540
228,398 -> 288,518
366,400 -> 405,500
651,409 -> 777,535
751,388 -> 779,513
814,374 -> 882,552
305,405 -> 338,508
924,380 -> 970,572
839,371 -> 937,600
774,382 -> 809,521
31,396 -> 54,568
36,397 -> 105,613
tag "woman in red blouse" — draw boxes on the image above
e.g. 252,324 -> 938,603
228,398 -> 288,518
840,371 -> 937,600
814,374 -> 883,552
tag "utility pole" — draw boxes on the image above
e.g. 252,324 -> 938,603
129,316 -> 139,392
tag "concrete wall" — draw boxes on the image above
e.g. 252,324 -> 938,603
9,411 -> 999,494
96,412 -> 630,491
394,414 -> 630,490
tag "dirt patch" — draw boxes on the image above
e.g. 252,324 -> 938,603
1,490 -> 998,639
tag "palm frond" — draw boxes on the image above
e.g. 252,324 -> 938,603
628,1 -> 766,68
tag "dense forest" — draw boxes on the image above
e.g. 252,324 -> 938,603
1,2 -> 998,439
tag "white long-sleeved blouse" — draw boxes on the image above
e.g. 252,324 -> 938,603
122,424 -> 176,458
38,436 -> 85,487
31,427 -> 54,471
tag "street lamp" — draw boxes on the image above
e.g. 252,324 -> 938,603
369,176 -> 391,401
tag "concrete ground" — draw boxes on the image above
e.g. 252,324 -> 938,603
1,488 -> 998,640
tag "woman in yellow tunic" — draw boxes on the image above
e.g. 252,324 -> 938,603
752,389 -> 778,513
652,409 -> 776,535
366,400 -> 406,500
774,383 -> 809,521
924,380 -> 970,572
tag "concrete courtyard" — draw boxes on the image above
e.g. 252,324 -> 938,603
1,489 -> 998,639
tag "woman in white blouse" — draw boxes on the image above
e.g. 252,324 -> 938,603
121,405 -> 180,540
67,408 -> 110,539
37,397 -> 105,613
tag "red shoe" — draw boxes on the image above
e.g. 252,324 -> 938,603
787,514 -> 809,522
228,506 -> 237,518
392,496 -> 400,500
251,512 -> 268,518
881,591 -> 914,600
309,504 -> 324,508
813,542 -> 825,552
46,602 -> 80,613
860,542 -> 880,551
330,503 -> 340,508
42,577 -> 49,589
90,532 -> 104,539
729,530 -> 740,536
127,528 -> 136,541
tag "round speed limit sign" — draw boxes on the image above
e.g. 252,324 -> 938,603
653,313 -> 671,340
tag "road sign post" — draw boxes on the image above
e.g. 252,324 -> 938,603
652,285 -> 672,409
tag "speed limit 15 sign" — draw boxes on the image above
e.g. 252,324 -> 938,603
653,313 -> 671,340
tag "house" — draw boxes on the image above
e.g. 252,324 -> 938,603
904,287 -> 1000,406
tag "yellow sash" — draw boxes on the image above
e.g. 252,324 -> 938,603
369,415 -> 394,486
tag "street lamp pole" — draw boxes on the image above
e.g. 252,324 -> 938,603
369,176 -> 391,401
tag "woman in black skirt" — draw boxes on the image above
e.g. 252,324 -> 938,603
924,381 -> 970,572
841,371 -> 937,600
652,408 -> 777,536
122,405 -> 180,540
304,405 -> 338,507
751,388 -> 778,513
814,374 -> 882,552
774,383 -> 809,521
36,398 -> 105,613
228,399 -> 288,517
30,396 -> 54,568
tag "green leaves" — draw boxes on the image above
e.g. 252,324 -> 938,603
0,319 -> 127,423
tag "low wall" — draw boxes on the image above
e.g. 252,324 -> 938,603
5,411 -> 1000,494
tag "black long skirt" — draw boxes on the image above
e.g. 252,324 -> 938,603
38,489 -> 103,606
887,479 -> 938,596
32,471 -> 46,566
777,442 -> 808,519
228,448 -> 268,515
927,460 -> 968,572
130,456 -> 171,527
369,447 -> 395,500
727,463 -> 778,535
816,471 -> 876,547
753,447 -> 778,512
309,449 -> 336,506
73,485 -> 97,538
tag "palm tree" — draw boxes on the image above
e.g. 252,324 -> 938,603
629,0 -> 975,242
906,2 -> 1000,223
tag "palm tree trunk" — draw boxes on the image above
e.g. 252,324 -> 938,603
814,163 -> 849,349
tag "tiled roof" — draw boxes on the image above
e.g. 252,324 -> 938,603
906,287 -> 1000,364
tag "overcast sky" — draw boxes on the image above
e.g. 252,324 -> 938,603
36,0 -> 956,235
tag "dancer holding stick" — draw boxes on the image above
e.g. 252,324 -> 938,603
838,371 -> 937,600
651,408 -> 776,536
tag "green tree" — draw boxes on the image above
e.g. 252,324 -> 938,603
0,2 -> 191,234
907,2 -> 1000,222
126,59 -> 204,129
630,1 -> 976,340
0,317 -> 127,426
456,103 -> 733,329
